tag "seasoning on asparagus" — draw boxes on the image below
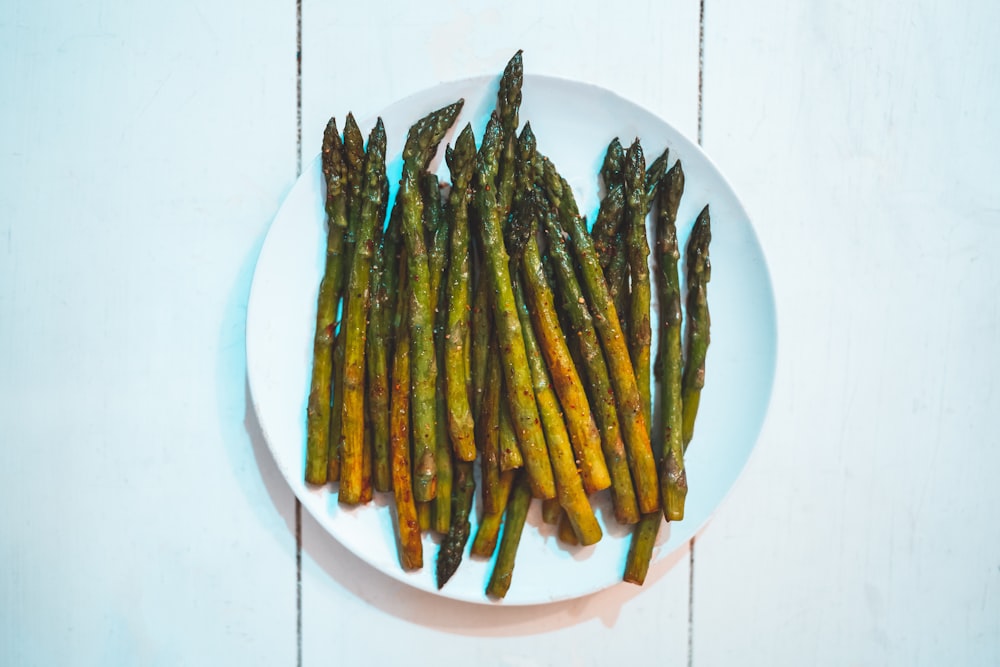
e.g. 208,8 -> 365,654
644,146 -> 670,213
443,126 -> 478,462
436,460 -> 475,588
305,118 -> 347,485
339,118 -> 387,505
399,99 -> 465,502
474,113 -> 555,500
541,205 -> 640,525
479,346 -> 503,513
367,203 -> 402,492
624,140 -> 652,426
486,470 -> 532,599
516,127 -> 610,495
623,513 -> 661,585
424,172 -> 453,532
389,255 -> 421,570
682,205 -> 712,449
540,156 -> 659,514
592,137 -> 625,269
497,387 -> 524,472
512,254 -> 602,545
496,49 -> 523,215
657,161 -> 688,519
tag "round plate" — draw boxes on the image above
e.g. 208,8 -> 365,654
246,74 -> 776,605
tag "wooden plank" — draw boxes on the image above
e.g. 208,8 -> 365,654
692,0 -> 1000,664
0,2 -> 299,664
299,1 -> 699,662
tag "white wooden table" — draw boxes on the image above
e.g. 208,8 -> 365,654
3,1 -> 998,664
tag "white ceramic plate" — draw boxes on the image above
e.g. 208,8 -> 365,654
246,74 -> 776,605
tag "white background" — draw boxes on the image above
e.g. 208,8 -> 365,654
2,1 -> 998,665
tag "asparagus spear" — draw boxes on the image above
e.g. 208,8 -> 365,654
305,118 -> 347,485
470,469 -> 515,558
644,146 -> 670,213
367,203 -> 402,492
424,173 -> 453,532
399,99 -> 464,501
327,116 -> 367,483
541,498 -> 561,525
541,206 -> 639,525
591,137 -> 625,270
389,254 -> 421,570
474,113 -> 555,500
540,157 -> 660,514
443,126 -> 478,463
339,119 -> 387,505
327,326 -> 345,482
623,513 -> 661,584
605,237 -> 630,322
516,128 -> 610,495
496,49 -> 523,215
469,270 -> 491,417
624,140 -> 652,426
658,161 -> 688,519
682,205 -> 712,449
479,345 -> 503,513
497,387 -> 524,472
486,470 -> 532,599
436,460 -> 475,588
512,262 -> 602,545
557,510 -> 580,546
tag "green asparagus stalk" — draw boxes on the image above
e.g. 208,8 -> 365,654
399,99 -> 464,502
682,205 -> 712,449
327,328 -> 345,482
644,146 -> 670,213
328,116 -> 367,483
540,157 -> 659,514
470,469 -> 515,557
623,513 -> 661,584
605,237 -> 630,320
469,272 -> 491,417
360,419 -> 374,503
436,460 -> 475,588
624,140 -> 652,427
516,127 -> 610,495
474,113 -> 555,500
389,254 -> 421,570
367,203 -> 401,492
339,119 -> 387,505
486,470 -> 532,599
592,137 -> 625,269
417,501 -> 431,533
423,172 -> 453,531
658,161 -> 688,519
512,267 -> 602,545
498,387 -> 524,472
305,118 -> 347,485
496,50 -> 523,215
557,510 -> 580,546
541,205 -> 640,525
443,125 -> 477,462
479,345 -> 503,513
541,498 -> 561,525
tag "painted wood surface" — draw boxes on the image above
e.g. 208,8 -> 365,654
0,2 -> 298,664
692,1 -> 1000,665
2,0 -> 998,664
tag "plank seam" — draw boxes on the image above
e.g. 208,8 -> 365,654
691,4 -> 704,664
295,1 -> 303,665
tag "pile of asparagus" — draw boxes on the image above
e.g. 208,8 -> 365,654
303,52 -> 712,597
